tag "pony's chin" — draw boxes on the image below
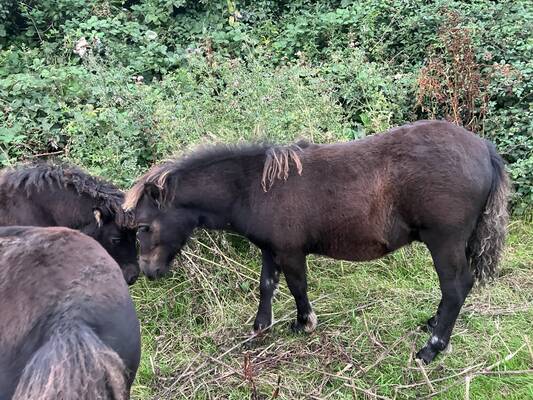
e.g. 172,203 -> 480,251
140,262 -> 169,280
143,269 -> 163,280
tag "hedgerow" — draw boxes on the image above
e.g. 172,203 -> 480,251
0,0 -> 531,212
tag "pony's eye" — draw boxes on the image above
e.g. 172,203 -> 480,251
137,225 -> 150,233
111,237 -> 121,245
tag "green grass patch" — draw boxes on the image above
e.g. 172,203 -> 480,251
130,220 -> 533,399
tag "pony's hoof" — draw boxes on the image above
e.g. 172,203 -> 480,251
415,345 -> 438,364
289,312 -> 318,334
290,320 -> 306,333
442,342 -> 452,355
253,317 -> 272,334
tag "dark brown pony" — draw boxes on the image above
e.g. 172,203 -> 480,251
125,120 -> 509,364
0,226 -> 141,399
0,162 -> 139,284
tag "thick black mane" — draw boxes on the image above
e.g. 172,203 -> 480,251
167,143 -> 271,175
0,161 -> 127,222
124,143 -> 272,210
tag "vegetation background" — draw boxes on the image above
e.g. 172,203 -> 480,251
1,1 -> 531,399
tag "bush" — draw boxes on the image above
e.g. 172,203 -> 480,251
0,0 -> 531,213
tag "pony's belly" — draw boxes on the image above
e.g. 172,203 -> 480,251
320,239 -> 391,262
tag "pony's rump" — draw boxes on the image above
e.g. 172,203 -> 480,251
13,320 -> 127,400
0,226 -> 141,399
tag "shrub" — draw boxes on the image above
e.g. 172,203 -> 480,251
0,0 -> 531,213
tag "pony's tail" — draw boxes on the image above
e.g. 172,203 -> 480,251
13,320 -> 128,400
467,142 -> 510,285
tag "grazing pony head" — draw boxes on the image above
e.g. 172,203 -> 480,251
1,162 -> 140,284
123,161 -> 197,280
84,203 -> 139,285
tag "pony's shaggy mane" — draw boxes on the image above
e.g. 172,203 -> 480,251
0,161 -> 130,225
124,142 -> 306,211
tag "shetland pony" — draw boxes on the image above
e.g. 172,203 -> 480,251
125,120 -> 509,363
0,162 -> 139,284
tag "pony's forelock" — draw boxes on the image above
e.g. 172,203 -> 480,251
123,162 -> 175,211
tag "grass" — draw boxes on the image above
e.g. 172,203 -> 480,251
130,221 -> 533,399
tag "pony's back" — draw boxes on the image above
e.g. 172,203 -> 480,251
0,226 -> 141,400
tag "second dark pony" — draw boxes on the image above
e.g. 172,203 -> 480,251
0,226 -> 141,399
0,162 -> 139,284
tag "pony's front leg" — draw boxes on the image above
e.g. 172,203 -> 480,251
279,252 -> 317,333
253,249 -> 281,333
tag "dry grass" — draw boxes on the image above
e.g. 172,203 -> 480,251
130,221 -> 533,399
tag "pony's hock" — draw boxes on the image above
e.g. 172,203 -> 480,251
126,120 -> 509,364
0,162 -> 139,285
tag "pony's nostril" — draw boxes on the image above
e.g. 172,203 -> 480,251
154,268 -> 161,277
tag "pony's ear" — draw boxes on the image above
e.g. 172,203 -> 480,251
144,182 -> 162,208
93,208 -> 103,228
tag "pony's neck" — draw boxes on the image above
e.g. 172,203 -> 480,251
176,154 -> 263,231
54,191 -> 97,230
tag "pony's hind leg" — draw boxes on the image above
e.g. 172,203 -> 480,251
253,249 -> 281,333
424,299 -> 442,333
417,234 -> 474,364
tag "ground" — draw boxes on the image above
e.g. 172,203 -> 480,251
130,220 -> 532,399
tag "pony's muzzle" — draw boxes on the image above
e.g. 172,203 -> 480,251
139,257 -> 165,280
122,264 -> 140,285
144,268 -> 160,281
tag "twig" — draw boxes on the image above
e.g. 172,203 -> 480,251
477,369 -> 533,376
356,328 -> 417,377
23,3 -> 43,43
524,335 -> 533,363
483,343 -> 526,372
28,150 -> 64,158
344,380 -> 392,400
362,311 -> 386,350
464,375 -> 471,400
395,364 -> 482,389
420,380 -> 464,399
415,358 -> 435,393
182,252 -> 224,311
271,375 -> 281,399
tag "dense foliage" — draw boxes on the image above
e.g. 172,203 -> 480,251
1,0 -> 531,213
